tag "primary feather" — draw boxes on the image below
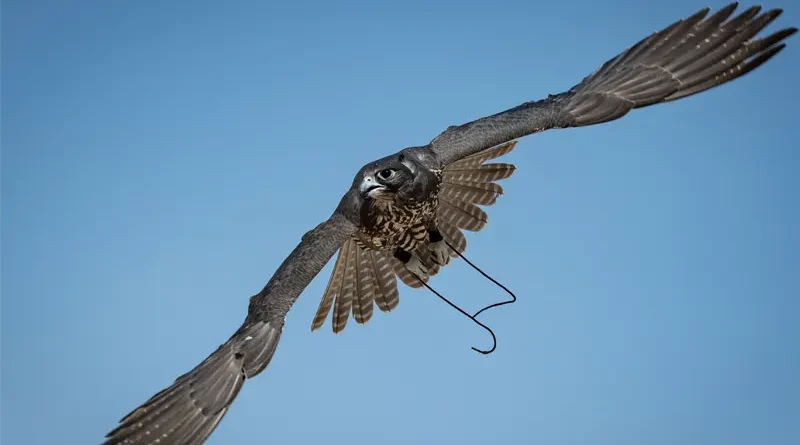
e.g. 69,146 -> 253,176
103,4 -> 795,444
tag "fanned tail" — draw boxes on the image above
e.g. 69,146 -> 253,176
312,241 -> 400,332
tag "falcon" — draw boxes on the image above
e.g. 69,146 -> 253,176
309,141 -> 518,333
103,4 -> 796,444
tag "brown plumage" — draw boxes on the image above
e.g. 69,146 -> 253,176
102,5 -> 795,444
312,140 -> 518,331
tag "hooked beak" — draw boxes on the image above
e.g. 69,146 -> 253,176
368,186 -> 394,201
360,176 -> 394,201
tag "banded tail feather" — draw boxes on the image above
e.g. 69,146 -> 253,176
371,251 -> 400,312
310,239 -> 349,331
332,241 -> 357,333
352,244 -> 375,325
312,242 -> 399,332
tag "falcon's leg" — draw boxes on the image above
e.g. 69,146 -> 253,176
427,229 -> 450,266
394,248 -> 429,280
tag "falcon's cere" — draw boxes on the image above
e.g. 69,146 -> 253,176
103,4 -> 797,445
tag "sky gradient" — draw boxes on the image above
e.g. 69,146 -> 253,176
2,1 -> 799,444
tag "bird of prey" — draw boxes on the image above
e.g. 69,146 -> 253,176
103,4 -> 796,444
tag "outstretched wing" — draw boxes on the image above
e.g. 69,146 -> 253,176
429,3 -> 797,166
312,141 -> 518,331
103,211 -> 358,445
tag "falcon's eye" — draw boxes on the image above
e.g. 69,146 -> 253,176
377,169 -> 395,181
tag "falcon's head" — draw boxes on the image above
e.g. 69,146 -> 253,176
355,151 -> 436,203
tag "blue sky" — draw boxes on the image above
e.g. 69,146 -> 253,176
2,0 -> 799,444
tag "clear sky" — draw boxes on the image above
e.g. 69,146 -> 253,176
2,1 -> 799,444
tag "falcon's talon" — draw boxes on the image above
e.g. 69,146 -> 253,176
405,255 -> 429,280
428,240 -> 450,266
428,228 -> 444,243
393,247 -> 413,263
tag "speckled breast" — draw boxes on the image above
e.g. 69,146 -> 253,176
356,176 -> 442,253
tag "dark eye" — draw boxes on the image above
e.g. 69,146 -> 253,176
377,169 -> 395,180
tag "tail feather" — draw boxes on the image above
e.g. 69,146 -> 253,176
313,242 -> 400,332
311,241 -> 349,331
332,241 -> 356,333
371,251 -> 400,312
352,245 -> 375,325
